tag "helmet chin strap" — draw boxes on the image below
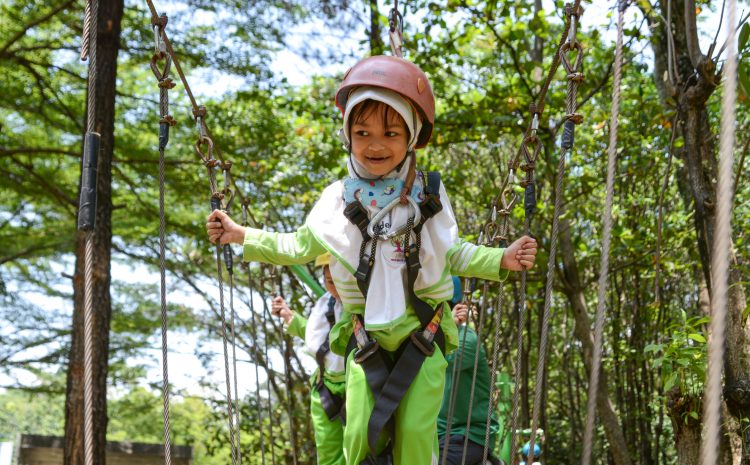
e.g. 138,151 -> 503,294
399,151 -> 416,205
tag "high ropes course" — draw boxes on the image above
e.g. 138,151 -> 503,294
74,0 -> 740,462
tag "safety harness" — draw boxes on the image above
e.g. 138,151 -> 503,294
315,295 -> 345,422
344,171 -> 446,464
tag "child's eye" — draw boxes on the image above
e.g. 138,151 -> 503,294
355,130 -> 369,136
385,131 -> 400,137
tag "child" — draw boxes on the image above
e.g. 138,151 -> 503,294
271,253 -> 346,465
206,55 -> 537,465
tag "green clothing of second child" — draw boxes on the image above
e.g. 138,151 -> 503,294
284,304 -> 346,465
437,326 -> 499,449
311,377 -> 347,465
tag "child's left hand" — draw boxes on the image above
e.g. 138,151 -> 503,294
501,235 -> 538,271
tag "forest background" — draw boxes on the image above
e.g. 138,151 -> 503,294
1,0 -> 749,463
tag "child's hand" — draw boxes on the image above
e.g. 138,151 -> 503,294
452,303 -> 469,325
271,296 -> 294,324
501,235 -> 538,271
206,210 -> 245,245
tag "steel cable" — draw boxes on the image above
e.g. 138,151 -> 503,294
581,2 -> 625,463
701,0 -> 737,459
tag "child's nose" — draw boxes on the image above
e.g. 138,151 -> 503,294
368,141 -> 385,151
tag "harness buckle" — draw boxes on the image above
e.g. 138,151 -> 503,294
344,201 -> 371,239
354,339 -> 380,364
419,193 -> 442,221
410,331 -> 435,357
355,255 -> 373,283
405,244 -> 420,272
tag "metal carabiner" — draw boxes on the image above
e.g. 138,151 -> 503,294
195,135 -> 215,164
367,195 -> 421,240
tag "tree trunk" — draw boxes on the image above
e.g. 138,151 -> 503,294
64,0 -> 123,464
368,0 -> 384,55
558,220 -> 633,465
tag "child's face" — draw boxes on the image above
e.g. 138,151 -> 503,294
323,266 -> 339,300
350,101 -> 409,177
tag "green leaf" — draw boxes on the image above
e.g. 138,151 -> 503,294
644,343 -> 663,353
664,372 -> 679,391
739,23 -> 750,52
688,333 -> 706,343
739,63 -> 750,99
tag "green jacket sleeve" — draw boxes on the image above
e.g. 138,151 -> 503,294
447,239 -> 509,281
243,224 -> 326,265
285,313 -> 308,340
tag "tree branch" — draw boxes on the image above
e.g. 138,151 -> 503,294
0,146 -> 79,158
0,0 -> 77,57
683,0 -> 704,67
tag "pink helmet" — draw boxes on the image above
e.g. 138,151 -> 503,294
335,55 -> 435,149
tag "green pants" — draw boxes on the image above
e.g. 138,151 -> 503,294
311,377 -> 347,465
343,347 -> 448,465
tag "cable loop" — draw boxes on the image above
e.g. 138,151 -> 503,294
388,1 -> 404,57
567,113 -> 585,124
521,136 -> 542,164
501,188 -> 517,211
150,51 -> 172,82
159,115 -> 176,126
195,136 -> 215,163
560,40 -> 584,74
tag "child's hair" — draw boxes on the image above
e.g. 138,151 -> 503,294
349,99 -> 408,134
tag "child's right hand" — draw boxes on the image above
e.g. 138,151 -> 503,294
206,210 -> 245,245
271,296 -> 294,324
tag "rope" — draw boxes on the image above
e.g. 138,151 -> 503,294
277,273 -> 300,465
440,322 -> 470,465
461,282 -> 490,465
581,2 -> 624,463
483,277 -> 507,463
83,238 -> 95,465
244,261 -> 267,465
216,251 -> 239,465
526,6 -> 584,457
142,5 -> 244,462
81,0 -> 98,464
701,0 -> 737,458
229,276 -> 243,464
261,292 -> 278,465
148,15 -> 176,465
508,215 -> 531,460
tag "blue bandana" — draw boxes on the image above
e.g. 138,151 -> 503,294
343,177 -> 424,208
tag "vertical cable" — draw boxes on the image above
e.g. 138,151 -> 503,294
581,2 -> 624,463
81,1 -> 99,464
701,0 -> 737,460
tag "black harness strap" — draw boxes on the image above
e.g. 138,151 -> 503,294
343,171 -> 447,458
314,296 -> 345,421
